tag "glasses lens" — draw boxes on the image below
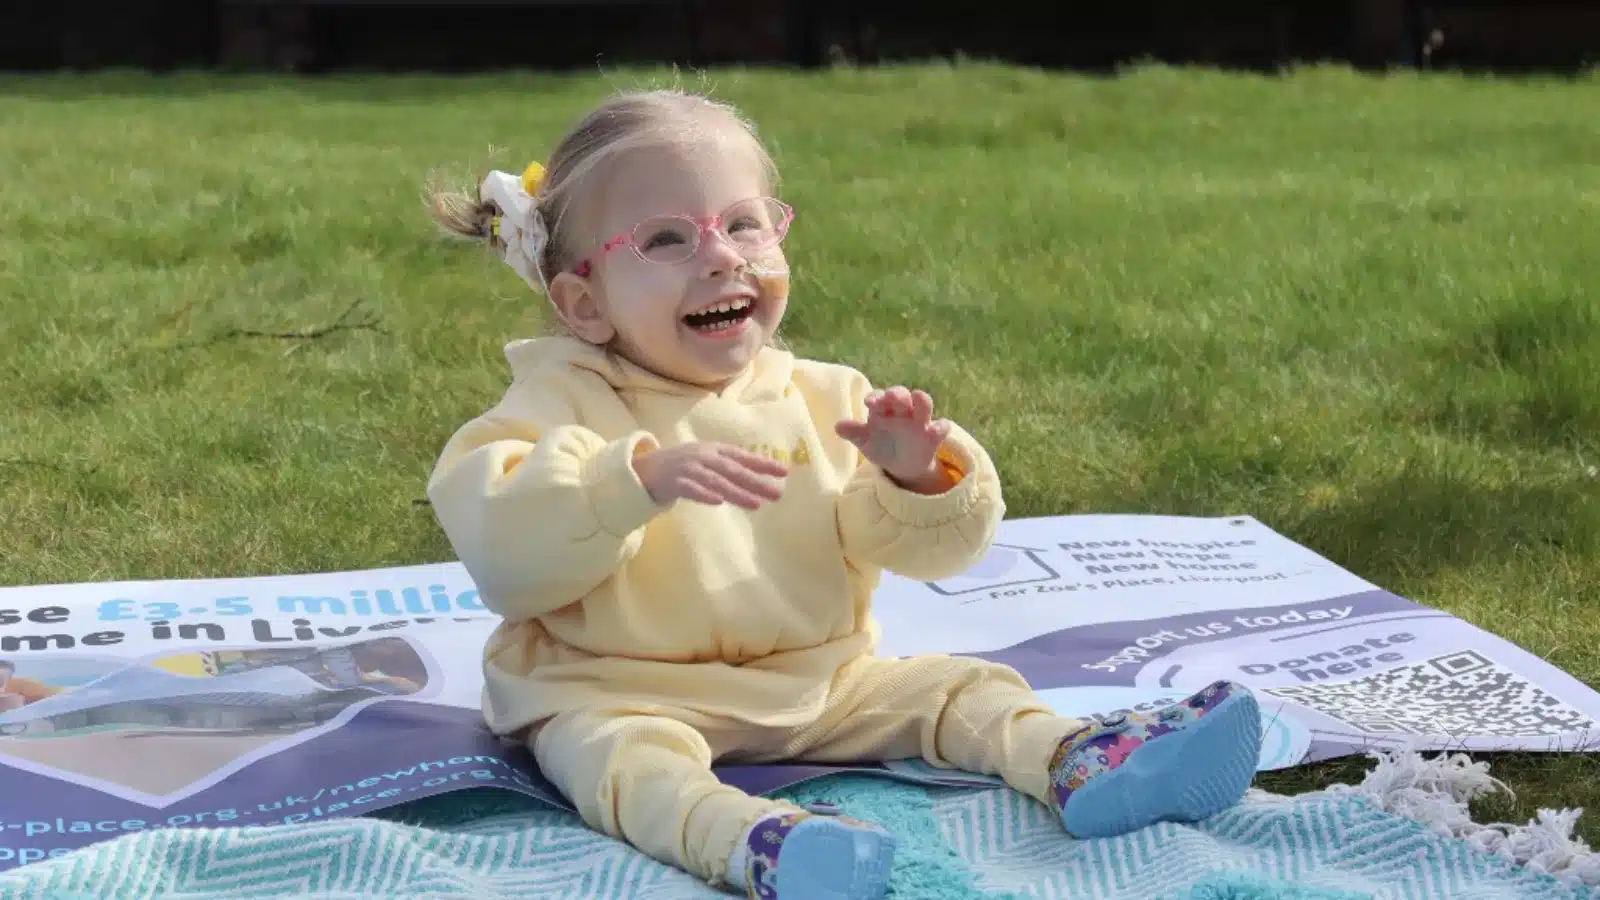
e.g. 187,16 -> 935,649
722,198 -> 788,252
633,215 -> 699,264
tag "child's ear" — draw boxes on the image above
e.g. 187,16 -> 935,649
548,273 -> 616,345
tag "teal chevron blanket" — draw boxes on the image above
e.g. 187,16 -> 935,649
1,752 -> 1596,899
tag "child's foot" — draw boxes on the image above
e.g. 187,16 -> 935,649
1050,680 -> 1261,839
737,808 -> 896,900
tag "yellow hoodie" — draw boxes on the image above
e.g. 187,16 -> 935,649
427,337 -> 1005,737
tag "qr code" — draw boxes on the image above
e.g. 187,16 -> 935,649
1264,650 -> 1599,738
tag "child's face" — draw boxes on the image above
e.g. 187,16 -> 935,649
566,135 -> 789,388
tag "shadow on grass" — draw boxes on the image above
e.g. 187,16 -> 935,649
1398,295 -> 1599,453
1279,464 -> 1598,588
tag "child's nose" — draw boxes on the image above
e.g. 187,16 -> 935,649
699,228 -> 746,276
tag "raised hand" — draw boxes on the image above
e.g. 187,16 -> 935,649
835,386 -> 955,493
633,441 -> 788,510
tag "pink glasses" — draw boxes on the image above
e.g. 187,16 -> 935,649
572,197 -> 794,277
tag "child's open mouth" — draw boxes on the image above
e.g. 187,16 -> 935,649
682,297 -> 755,335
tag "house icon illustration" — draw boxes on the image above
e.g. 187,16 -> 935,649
924,544 -> 1061,598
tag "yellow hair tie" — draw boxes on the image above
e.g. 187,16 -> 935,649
522,161 -> 546,196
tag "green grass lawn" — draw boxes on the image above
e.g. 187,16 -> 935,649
2,63 -> 1597,837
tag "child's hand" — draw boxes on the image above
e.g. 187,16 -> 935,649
633,442 -> 788,510
835,387 -> 956,494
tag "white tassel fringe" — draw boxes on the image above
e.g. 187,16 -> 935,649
1317,748 -> 1600,889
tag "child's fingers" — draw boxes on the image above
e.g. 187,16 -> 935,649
928,418 -> 954,444
883,386 -> 913,417
698,469 -> 772,509
911,390 -> 934,423
704,455 -> 785,504
719,445 -> 790,478
835,419 -> 871,446
672,475 -> 725,506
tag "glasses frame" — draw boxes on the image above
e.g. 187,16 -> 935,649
571,197 -> 795,278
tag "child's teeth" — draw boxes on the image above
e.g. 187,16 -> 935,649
696,298 -> 750,316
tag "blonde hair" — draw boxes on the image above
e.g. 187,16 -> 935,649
426,89 -> 779,289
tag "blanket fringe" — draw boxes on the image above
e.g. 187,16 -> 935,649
1321,748 -> 1600,890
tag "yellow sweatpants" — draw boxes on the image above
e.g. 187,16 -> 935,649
530,654 -> 1083,885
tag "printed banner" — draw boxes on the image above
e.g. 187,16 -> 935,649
1,514 -> 1597,871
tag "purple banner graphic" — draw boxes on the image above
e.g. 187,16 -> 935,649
0,698 -> 917,869
0,703 -> 934,870
970,590 -> 1421,689
0,703 -> 545,869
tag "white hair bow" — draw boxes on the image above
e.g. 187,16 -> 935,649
481,168 -> 550,294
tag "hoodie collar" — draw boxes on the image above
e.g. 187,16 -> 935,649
504,336 -> 795,404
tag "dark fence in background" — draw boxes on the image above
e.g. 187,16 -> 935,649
2,1 -> 1597,74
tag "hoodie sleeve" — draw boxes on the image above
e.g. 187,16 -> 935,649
827,369 -> 1006,582
425,382 -> 664,621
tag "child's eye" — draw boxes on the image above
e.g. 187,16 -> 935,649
727,216 -> 760,233
641,230 -> 687,250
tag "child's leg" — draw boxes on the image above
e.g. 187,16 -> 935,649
776,654 -> 1081,805
780,656 -> 1260,838
532,708 -> 894,898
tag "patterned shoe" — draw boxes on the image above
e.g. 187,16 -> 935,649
743,808 -> 896,900
1050,680 -> 1261,839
